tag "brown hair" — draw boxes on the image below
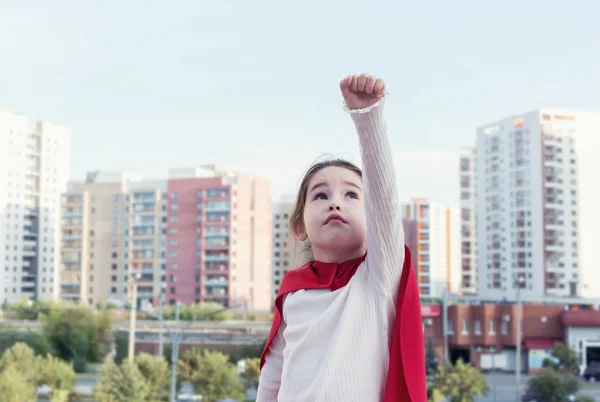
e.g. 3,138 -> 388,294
290,159 -> 363,262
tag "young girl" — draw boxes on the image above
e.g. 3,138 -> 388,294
257,74 -> 426,401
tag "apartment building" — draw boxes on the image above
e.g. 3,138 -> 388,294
459,147 -> 477,294
476,109 -> 600,300
402,199 -> 461,298
0,109 -> 71,303
60,171 -> 165,308
271,197 -> 301,299
165,166 -> 272,312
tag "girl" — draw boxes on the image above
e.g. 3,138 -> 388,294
257,74 -> 426,401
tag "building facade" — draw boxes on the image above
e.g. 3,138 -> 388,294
0,109 -> 71,303
60,172 -> 165,308
402,199 -> 461,298
271,198 -> 301,299
60,165 -> 272,312
165,166 -> 272,312
476,109 -> 600,301
459,147 -> 477,294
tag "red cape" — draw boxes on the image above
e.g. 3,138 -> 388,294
260,245 -> 427,401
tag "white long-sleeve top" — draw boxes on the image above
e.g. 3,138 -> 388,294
256,98 -> 405,402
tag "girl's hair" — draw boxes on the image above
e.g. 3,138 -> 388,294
290,159 -> 363,262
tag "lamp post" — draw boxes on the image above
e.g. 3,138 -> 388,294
515,276 -> 525,399
157,283 -> 166,358
442,287 -> 449,364
128,271 -> 142,363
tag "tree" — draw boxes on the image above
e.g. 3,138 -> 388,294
431,359 -> 488,402
41,303 -> 113,372
0,343 -> 76,402
94,360 -> 153,402
40,355 -> 77,401
527,367 -> 580,402
93,353 -> 170,402
0,367 -> 37,402
425,339 -> 439,375
542,343 -> 580,374
178,348 -> 244,402
162,302 -> 234,321
0,327 -> 54,357
134,353 -> 170,401
240,358 -> 261,388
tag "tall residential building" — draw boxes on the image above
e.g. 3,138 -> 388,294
0,109 -> 71,303
272,197 -> 301,299
165,166 -> 272,312
459,147 -> 477,294
476,109 -> 600,301
402,199 -> 461,298
60,171 -> 166,308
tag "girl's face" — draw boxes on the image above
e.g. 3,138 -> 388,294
296,166 -> 367,262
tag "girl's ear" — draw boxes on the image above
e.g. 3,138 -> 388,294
292,220 -> 308,241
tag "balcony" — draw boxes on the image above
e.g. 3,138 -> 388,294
205,279 -> 229,287
205,255 -> 229,263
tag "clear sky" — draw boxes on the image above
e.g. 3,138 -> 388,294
2,0 -> 599,205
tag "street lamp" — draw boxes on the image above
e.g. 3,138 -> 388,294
515,275 -> 525,399
128,271 -> 142,363
157,282 -> 167,358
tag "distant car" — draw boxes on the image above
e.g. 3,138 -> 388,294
583,361 -> 600,382
521,388 -> 575,402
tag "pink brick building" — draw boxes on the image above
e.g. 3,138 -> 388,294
165,166 -> 272,312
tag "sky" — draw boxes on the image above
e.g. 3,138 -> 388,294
1,0 -> 599,205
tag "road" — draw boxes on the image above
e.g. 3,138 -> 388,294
41,372 -> 600,401
476,373 -> 600,402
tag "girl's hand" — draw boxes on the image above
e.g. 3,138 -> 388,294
340,74 -> 386,110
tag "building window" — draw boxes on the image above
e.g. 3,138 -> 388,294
171,192 -> 178,199
461,320 -> 469,335
474,320 -> 481,335
501,321 -> 508,335
448,320 -> 454,334
489,320 -> 496,335
171,204 -> 178,211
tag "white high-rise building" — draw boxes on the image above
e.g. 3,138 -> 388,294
402,199 -> 461,298
476,109 -> 600,301
459,147 -> 477,294
0,109 -> 71,303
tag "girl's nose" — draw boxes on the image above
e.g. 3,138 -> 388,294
328,205 -> 341,211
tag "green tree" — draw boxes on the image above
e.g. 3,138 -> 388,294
178,348 -> 244,402
240,357 -> 261,388
0,342 -> 42,384
0,367 -> 37,402
575,396 -> 595,402
0,327 -> 54,357
94,360 -> 153,402
163,302 -> 234,321
0,343 -> 75,402
41,303 -> 113,371
431,359 -> 488,402
93,353 -> 170,402
134,353 -> 170,401
527,367 -> 580,402
542,343 -> 580,374
40,355 -> 77,401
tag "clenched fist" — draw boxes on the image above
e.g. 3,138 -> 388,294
340,74 -> 386,110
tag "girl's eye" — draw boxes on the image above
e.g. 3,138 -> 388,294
313,192 -> 328,200
346,191 -> 359,199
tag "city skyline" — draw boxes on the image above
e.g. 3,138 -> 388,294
3,1 -> 600,206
